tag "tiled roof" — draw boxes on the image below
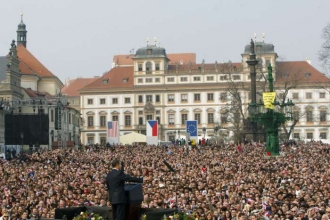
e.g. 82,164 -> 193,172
80,66 -> 134,92
62,78 -> 98,97
23,88 -> 53,98
16,44 -> 54,77
276,61 -> 329,83
112,53 -> 197,66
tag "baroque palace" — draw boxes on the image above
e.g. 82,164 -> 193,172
78,39 -> 330,145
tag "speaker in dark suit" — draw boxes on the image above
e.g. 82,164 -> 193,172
106,158 -> 143,220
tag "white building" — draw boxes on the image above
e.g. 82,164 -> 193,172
79,41 -> 330,145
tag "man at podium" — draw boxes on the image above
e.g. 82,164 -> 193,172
106,158 -> 143,220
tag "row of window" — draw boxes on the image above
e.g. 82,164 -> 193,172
86,112 -> 233,127
136,75 -> 242,84
50,109 -> 79,125
293,132 -> 327,139
292,92 -> 326,99
295,110 -> 328,122
87,93 -> 229,105
138,62 -> 161,72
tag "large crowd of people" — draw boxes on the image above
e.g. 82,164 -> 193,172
0,141 -> 330,220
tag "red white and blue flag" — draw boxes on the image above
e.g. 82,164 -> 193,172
146,120 -> 158,145
147,120 -> 158,137
107,121 -> 119,144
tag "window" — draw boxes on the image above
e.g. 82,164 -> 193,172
102,78 -> 109,84
155,63 -> 160,71
168,114 -> 175,125
155,110 -> 160,115
112,98 -> 118,104
206,76 -> 214,81
233,75 -> 241,80
181,94 -> 188,102
139,117 -> 143,125
146,95 -> 152,102
307,133 -> 313,139
146,78 -> 152,83
293,133 -> 300,139
122,78 -> 128,83
181,114 -> 187,125
68,113 -> 71,124
138,64 -> 143,71
221,115 -> 227,124
279,93 -> 284,100
207,93 -> 214,101
195,113 -> 201,124
220,92 -> 227,101
147,49 -> 152,55
319,92 -> 325,98
138,95 -> 143,103
265,59 -> 271,67
138,78 -> 143,83
87,99 -> 93,105
194,94 -> 200,101
207,113 -> 214,124
100,116 -> 106,127
167,77 -> 175,82
155,78 -> 160,83
138,111 -> 143,115
146,62 -> 152,74
125,98 -> 130,104
112,115 -> 118,121
87,116 -> 94,127
156,95 -> 160,102
180,77 -> 188,82
320,110 -> 327,122
168,94 -> 175,102
71,99 -> 75,105
193,76 -> 201,81
306,92 -> 312,99
51,109 -> 54,122
306,110 -> 313,122
220,75 -> 227,81
156,116 -> 160,124
320,132 -> 327,139
146,115 -> 153,120
125,115 -> 131,126
100,98 -> 106,105
100,137 -> 106,145
293,110 -> 299,121
292,93 -> 299,99
87,137 -> 94,145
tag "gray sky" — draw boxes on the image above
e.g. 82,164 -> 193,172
0,0 -> 329,83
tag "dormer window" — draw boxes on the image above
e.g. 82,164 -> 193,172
122,78 -> 129,83
147,49 -> 152,55
102,78 -> 109,84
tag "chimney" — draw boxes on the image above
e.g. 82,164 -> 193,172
306,57 -> 311,65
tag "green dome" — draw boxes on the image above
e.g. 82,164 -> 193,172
135,45 -> 167,58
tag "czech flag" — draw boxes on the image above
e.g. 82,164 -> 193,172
147,120 -> 158,137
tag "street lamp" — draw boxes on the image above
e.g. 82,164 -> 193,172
249,64 -> 294,156
202,127 -> 206,138
177,130 -> 181,139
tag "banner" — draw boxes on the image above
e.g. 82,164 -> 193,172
186,120 -> 198,144
107,121 -> 119,145
263,92 -> 276,109
146,120 -> 158,145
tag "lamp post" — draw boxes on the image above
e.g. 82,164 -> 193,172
177,130 -> 181,139
202,127 -> 206,138
249,64 -> 294,156
246,39 -> 259,141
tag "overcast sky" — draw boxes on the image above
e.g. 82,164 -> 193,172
0,0 -> 329,83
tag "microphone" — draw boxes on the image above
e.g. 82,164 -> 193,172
163,160 -> 175,172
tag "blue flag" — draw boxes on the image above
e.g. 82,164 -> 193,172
186,120 -> 198,136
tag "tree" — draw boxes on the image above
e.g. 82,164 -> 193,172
319,23 -> 330,74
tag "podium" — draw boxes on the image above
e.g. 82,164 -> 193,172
124,184 -> 143,220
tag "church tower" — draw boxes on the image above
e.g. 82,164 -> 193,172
17,13 -> 27,47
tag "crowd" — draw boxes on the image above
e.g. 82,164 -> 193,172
0,141 -> 330,220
